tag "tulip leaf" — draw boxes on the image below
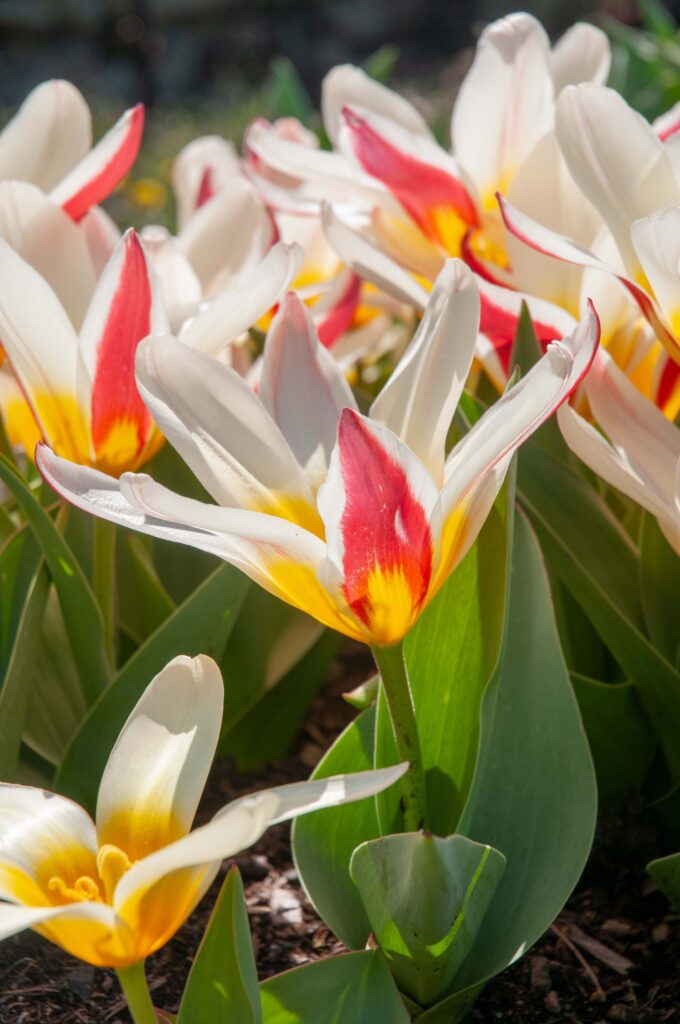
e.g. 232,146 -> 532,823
292,707 -> 379,949
56,562 -> 249,810
0,561 -> 50,777
343,674 -> 379,710
639,512 -> 680,666
572,673 -> 656,809
0,456 -> 109,703
177,867 -> 261,1024
350,833 -> 506,1007
116,535 -> 175,646
518,441 -> 680,784
453,508 -> 597,990
647,851 -> 680,910
260,951 -> 410,1024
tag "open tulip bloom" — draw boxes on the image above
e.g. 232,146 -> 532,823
38,258 -> 600,647
0,654 -> 406,1009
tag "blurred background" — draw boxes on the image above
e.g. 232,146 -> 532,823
1,0 -> 679,227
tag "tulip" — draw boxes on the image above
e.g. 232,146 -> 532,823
38,260 -> 598,829
499,83 -> 680,418
0,654 -> 406,1021
0,79 -> 143,224
558,351 -> 680,554
246,14 -> 608,378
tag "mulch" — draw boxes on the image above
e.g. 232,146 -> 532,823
0,645 -> 678,1023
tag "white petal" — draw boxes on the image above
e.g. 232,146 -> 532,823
178,178 -> 273,296
172,135 -> 241,228
321,202 -> 429,309
0,80 -> 91,190
0,900 -> 120,943
135,335 -> 312,510
443,303 -> 599,514
370,259 -> 478,483
322,64 -> 431,147
631,207 -> 680,329
0,181 -> 97,329
0,784 -> 96,899
113,765 -> 407,915
550,23 -> 611,93
556,84 -> 679,275
78,205 -> 121,275
179,242 -> 302,355
451,13 -> 553,200
259,292 -> 357,485
141,225 -> 202,331
96,655 -> 223,856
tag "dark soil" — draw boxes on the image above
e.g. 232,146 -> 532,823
0,646 -> 678,1023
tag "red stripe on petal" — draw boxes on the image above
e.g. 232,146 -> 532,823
657,357 -> 680,411
91,232 -> 152,467
61,104 -> 145,222
342,107 -> 479,248
196,166 -> 216,209
480,290 -> 561,373
316,273 -> 362,348
337,409 -> 433,630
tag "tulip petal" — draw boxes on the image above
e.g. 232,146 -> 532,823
135,335 -> 315,516
313,269 -> 363,348
341,107 -> 478,252
178,178 -> 273,296
0,182 -> 97,329
0,785 -> 97,905
0,80 -> 91,191
370,259 -> 478,483
654,100 -> 680,142
451,14 -> 553,202
318,409 -> 440,645
498,194 -> 680,365
549,22 -> 611,93
79,205 -> 121,275
443,302 -> 600,514
51,104 -> 145,222
0,239 -> 88,460
631,207 -> 680,332
96,655 -> 224,862
321,202 -> 429,308
322,64 -> 431,146
556,85 -> 678,275
259,292 -> 357,486
141,225 -> 202,331
112,764 -> 408,931
179,241 -> 302,355
79,230 -> 167,472
172,135 -> 241,227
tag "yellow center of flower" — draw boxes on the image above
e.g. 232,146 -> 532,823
47,874 -> 102,903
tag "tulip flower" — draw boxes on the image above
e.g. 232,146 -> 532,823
0,654 -> 406,1021
36,258 -> 598,645
558,352 -> 680,554
499,84 -> 680,419
246,14 -> 607,379
0,79 -> 143,224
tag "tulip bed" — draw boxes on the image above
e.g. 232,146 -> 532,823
0,5 -> 680,1023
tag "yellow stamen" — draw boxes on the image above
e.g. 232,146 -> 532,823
97,844 -> 133,904
47,874 -> 101,903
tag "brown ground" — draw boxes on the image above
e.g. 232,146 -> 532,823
0,647 -> 678,1023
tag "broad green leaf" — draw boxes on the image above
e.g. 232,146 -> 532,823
509,302 -> 542,374
647,851 -> 680,909
266,57 -> 312,125
177,867 -> 260,1024
351,833 -> 506,1006
0,562 -> 49,777
0,456 -> 109,702
0,528 -> 39,674
454,509 -> 597,990
639,513 -> 680,665
518,442 -> 680,782
292,707 -> 378,949
220,627 -> 337,771
56,563 -> 248,810
117,535 -> 175,646
363,44 -> 399,83
20,587 -> 86,765
260,951 -> 409,1024
572,674 -> 656,809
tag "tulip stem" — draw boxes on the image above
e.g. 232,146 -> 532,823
116,961 -> 158,1024
93,518 -> 117,669
371,640 -> 428,832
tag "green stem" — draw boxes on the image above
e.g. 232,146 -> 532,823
93,517 -> 116,669
371,640 -> 428,832
116,961 -> 158,1024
